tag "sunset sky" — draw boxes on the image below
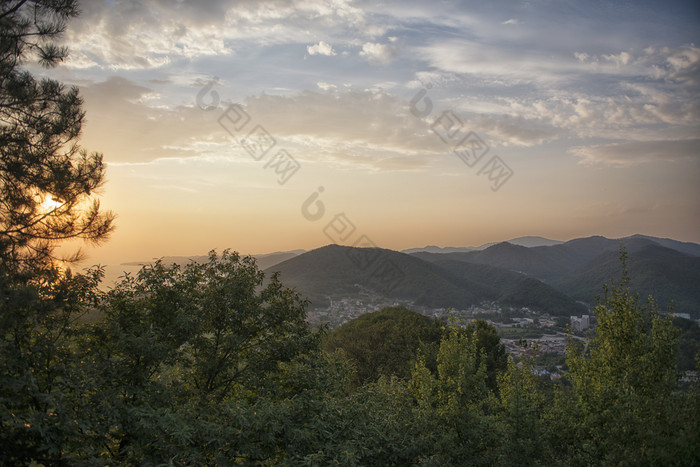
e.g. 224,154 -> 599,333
44,0 -> 699,264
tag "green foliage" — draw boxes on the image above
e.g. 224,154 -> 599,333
323,306 -> 443,384
675,317 -> 700,372
464,319 -> 508,391
0,3 -> 115,461
496,360 -> 547,464
410,327 -> 501,464
323,307 -> 506,393
3,240 -> 699,464
77,250 -> 318,462
533,351 -> 567,373
0,265 -> 105,464
565,248 -> 696,464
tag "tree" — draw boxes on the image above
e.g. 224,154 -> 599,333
464,318 -> 508,391
0,266 -> 105,465
323,306 -> 443,385
566,248 -> 696,464
0,2 -> 114,462
496,359 -> 547,465
77,251 -> 320,463
410,327 -> 500,464
0,0 -> 114,277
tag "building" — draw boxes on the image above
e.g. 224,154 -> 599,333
570,314 -> 590,332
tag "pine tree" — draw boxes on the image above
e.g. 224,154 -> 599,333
0,0 -> 114,277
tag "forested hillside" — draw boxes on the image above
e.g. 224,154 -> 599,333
267,244 -> 586,315
414,235 -> 700,317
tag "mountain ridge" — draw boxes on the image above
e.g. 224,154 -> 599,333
266,244 -> 587,316
402,236 -> 563,254
411,235 -> 700,317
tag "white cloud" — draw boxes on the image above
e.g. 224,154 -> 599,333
502,18 -> 519,25
570,139 -> 700,166
406,70 -> 460,89
307,40 -> 336,56
77,77 -> 450,171
359,42 -> 399,64
416,39 -> 587,83
470,115 -> 559,147
601,51 -> 632,68
316,81 -> 337,91
63,0 -> 380,70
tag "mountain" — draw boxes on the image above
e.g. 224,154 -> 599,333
401,245 -> 476,254
254,250 -> 306,269
433,260 -> 587,316
412,235 -> 696,282
553,244 -> 700,316
121,255 -> 209,267
265,244 -> 586,315
402,236 -> 562,255
411,235 -> 700,317
121,249 -> 305,270
474,236 -> 564,250
114,234 -> 699,317
412,241 -> 582,282
265,244 -> 493,309
624,234 -> 700,257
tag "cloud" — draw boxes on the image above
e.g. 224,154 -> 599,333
465,45 -> 700,144
307,40 -> 336,56
416,39 -> 588,84
316,82 -> 337,91
471,115 -> 559,147
570,139 -> 700,166
502,18 -> 519,25
77,77 -> 447,171
406,70 -> 461,89
240,89 -> 442,157
359,42 -> 399,64
78,77 -> 231,163
569,45 -> 700,84
62,0 -> 384,70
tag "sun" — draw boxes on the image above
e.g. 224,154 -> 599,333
40,196 -> 63,213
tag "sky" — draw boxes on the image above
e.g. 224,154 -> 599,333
43,0 -> 700,263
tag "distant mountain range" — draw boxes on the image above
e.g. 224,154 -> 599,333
263,234 -> 700,318
120,234 -> 699,318
410,235 -> 700,317
401,236 -> 563,254
122,249 -> 306,270
265,244 -> 587,316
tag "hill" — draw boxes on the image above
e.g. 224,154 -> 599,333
265,244 -> 586,315
474,235 -> 564,250
433,260 -> 587,316
323,306 -> 443,384
625,234 -> 700,257
413,236 -> 645,282
402,235 -> 562,254
121,249 -> 304,270
411,235 -> 700,317
553,244 -> 700,316
265,244 -> 494,309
